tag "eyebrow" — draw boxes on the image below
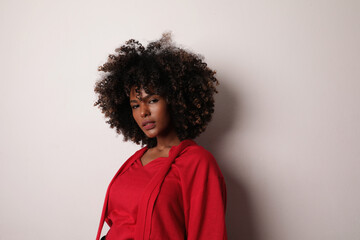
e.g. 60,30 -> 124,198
129,93 -> 156,103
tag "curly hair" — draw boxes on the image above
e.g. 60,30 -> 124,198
94,32 -> 218,148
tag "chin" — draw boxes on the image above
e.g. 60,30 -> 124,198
145,134 -> 156,139
143,131 -> 158,139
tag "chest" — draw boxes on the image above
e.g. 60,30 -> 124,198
141,148 -> 170,166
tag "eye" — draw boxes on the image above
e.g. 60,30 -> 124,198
131,104 -> 139,109
149,98 -> 159,104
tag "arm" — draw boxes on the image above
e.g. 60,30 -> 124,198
182,150 -> 227,240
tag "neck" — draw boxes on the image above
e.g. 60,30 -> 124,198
155,129 -> 181,151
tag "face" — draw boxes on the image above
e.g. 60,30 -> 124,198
129,87 -> 173,139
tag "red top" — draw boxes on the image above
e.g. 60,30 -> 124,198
96,140 -> 227,240
106,157 -> 167,239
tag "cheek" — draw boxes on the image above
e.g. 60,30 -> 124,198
132,111 -> 141,126
159,105 -> 171,125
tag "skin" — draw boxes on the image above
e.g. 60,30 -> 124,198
129,87 -> 180,166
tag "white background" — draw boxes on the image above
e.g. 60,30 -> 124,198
1,0 -> 359,239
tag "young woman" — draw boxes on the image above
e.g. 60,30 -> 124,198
94,33 -> 227,240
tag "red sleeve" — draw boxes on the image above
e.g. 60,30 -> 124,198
181,148 -> 227,240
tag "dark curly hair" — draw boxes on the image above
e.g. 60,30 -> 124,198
94,32 -> 218,148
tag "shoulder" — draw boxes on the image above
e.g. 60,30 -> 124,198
122,146 -> 147,163
118,146 -> 147,170
180,144 -> 215,162
175,143 -> 223,177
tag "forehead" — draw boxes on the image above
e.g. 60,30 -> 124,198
129,87 -> 155,100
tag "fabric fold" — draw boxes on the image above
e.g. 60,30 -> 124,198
96,140 -> 196,240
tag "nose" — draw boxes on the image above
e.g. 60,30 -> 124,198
140,103 -> 150,118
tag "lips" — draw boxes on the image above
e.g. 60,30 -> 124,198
142,120 -> 156,130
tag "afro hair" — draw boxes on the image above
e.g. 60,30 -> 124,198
94,32 -> 218,148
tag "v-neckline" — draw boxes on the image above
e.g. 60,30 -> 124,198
138,140 -> 194,167
139,148 -> 169,167
140,144 -> 179,167
139,156 -> 166,167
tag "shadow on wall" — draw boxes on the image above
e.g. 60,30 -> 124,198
197,80 -> 260,240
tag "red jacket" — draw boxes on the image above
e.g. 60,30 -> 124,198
96,140 -> 227,240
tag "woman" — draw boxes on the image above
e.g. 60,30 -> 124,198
94,33 -> 227,240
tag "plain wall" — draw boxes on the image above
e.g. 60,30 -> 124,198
0,0 -> 359,239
